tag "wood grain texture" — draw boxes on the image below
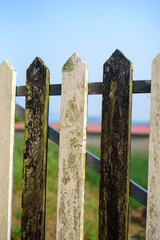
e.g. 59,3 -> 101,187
146,53 -> 160,240
21,57 -> 49,240
15,103 -> 148,207
56,53 -> 88,240
0,60 -> 16,240
99,49 -> 133,240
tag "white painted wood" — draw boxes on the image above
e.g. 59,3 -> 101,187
146,53 -> 160,240
0,61 -> 16,240
56,53 -> 88,240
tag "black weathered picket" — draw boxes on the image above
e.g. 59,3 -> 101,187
21,57 -> 50,240
99,49 -> 133,240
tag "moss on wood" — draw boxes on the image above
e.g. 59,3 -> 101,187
21,57 -> 49,240
99,49 -> 133,240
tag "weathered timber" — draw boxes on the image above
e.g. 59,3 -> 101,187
21,57 -> 49,240
0,61 -> 16,240
99,49 -> 133,240
146,53 -> 160,239
15,103 -> 148,206
56,53 -> 88,240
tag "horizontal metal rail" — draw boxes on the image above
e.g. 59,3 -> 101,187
16,80 -> 151,96
15,103 -> 148,206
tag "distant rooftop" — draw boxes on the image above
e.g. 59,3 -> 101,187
15,123 -> 150,136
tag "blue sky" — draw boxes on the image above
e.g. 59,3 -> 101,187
0,0 -> 160,123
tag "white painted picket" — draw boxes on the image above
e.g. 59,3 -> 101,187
56,53 -> 88,240
146,53 -> 160,239
0,61 -> 16,240
1,51 -> 160,239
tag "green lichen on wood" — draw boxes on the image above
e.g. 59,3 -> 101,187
21,57 -> 49,240
57,53 -> 88,240
99,49 -> 133,240
62,58 -> 74,72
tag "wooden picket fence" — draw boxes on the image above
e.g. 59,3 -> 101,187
0,49 -> 160,239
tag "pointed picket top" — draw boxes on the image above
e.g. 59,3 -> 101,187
56,53 -> 88,240
152,52 -> 160,77
99,50 -> 133,239
104,49 -> 132,63
0,59 -> 16,72
153,52 -> 160,61
114,49 -> 131,59
0,60 -> 16,82
146,52 -> 160,239
28,56 -> 47,69
27,57 -> 49,83
0,59 -> 16,239
62,53 -> 88,73
21,57 -> 49,239
104,49 -> 132,73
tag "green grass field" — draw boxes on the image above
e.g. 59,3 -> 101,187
12,136 -> 148,239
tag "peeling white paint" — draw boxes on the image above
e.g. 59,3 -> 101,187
56,53 -> 88,240
147,53 -> 160,240
0,60 -> 16,240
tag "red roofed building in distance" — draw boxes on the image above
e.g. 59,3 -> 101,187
15,123 -> 150,136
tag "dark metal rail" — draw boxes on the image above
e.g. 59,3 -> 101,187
15,103 -> 148,206
16,80 -> 151,96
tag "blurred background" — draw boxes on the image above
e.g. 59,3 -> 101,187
1,0 -> 159,239
1,0 -> 159,124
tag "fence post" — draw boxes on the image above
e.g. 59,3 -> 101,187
56,53 -> 88,240
146,53 -> 160,239
99,49 -> 133,239
21,57 -> 49,240
0,60 -> 16,240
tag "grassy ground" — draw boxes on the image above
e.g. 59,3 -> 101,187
12,136 -> 147,239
